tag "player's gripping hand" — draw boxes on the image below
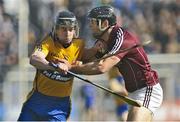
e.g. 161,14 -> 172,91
68,60 -> 83,70
94,40 -> 108,58
53,59 -> 71,69
56,59 -> 82,69
57,62 -> 69,74
49,61 -> 68,74
72,61 -> 82,66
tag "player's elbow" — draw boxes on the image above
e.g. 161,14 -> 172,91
29,54 -> 37,66
29,55 -> 34,66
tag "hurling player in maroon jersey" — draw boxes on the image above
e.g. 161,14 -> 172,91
69,6 -> 163,121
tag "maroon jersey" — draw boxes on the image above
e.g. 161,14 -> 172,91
107,25 -> 159,92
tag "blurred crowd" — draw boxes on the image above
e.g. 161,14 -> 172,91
0,0 -> 18,119
0,0 -> 18,83
0,0 -> 179,120
26,0 -> 180,54
0,0 -> 179,102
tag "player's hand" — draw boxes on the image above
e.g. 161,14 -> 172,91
72,61 -> 82,66
94,40 -> 108,58
54,59 -> 71,69
56,62 -> 69,74
69,61 -> 83,70
49,61 -> 68,74
94,40 -> 107,54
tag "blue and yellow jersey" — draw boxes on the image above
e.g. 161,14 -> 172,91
30,34 -> 85,98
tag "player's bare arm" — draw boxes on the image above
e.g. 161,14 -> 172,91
81,47 -> 99,63
70,55 -> 120,75
30,50 -> 68,73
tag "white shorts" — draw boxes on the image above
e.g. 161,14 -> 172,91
128,83 -> 163,114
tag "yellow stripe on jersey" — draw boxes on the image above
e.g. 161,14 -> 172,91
32,34 -> 85,97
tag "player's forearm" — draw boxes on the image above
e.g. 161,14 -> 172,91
30,54 -> 53,71
70,56 -> 119,75
70,62 -> 104,75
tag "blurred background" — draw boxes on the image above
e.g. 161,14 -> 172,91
0,0 -> 180,121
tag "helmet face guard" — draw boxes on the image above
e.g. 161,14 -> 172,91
55,18 -> 76,28
87,6 -> 116,39
54,11 -> 79,38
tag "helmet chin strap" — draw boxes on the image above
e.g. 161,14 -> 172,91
94,25 -> 111,40
94,19 -> 113,40
93,25 -> 111,58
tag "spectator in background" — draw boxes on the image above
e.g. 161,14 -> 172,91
28,26 -> 37,56
27,0 -> 179,54
68,0 -> 94,46
104,0 -> 180,54
0,0 -> 18,83
107,67 -> 128,121
154,6 -> 180,53
27,0 -> 70,56
80,83 -> 97,121
0,1 -> 17,120
28,0 -> 54,40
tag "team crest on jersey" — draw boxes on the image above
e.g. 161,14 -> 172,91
42,70 -> 73,82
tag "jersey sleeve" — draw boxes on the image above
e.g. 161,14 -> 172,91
33,37 -> 51,56
108,27 -> 128,59
108,28 -> 139,60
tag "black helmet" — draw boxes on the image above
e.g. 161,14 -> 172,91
88,6 -> 116,26
54,10 -> 79,37
55,10 -> 78,28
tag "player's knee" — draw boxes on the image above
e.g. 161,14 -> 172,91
127,106 -> 153,121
